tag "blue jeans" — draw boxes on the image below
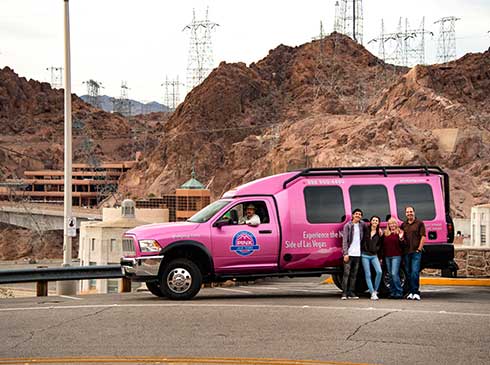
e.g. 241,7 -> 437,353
385,256 -> 403,297
404,252 -> 422,295
361,254 -> 382,294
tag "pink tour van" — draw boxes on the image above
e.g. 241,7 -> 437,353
121,166 -> 457,299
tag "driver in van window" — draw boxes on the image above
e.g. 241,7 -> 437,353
238,204 -> 261,226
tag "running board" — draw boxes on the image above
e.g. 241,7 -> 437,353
213,267 -> 342,282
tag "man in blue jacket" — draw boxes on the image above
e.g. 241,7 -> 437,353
341,208 -> 365,300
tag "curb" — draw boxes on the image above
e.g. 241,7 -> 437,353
323,276 -> 490,286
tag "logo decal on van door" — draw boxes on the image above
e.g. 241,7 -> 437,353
230,231 -> 260,256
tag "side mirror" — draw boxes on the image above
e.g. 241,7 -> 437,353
213,218 -> 231,228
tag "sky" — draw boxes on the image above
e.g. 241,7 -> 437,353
0,0 -> 489,103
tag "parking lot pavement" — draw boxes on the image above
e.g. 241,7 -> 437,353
1,277 -> 489,364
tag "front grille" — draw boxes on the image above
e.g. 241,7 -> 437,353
122,237 -> 136,256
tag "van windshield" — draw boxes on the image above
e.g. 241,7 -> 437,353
187,200 -> 231,223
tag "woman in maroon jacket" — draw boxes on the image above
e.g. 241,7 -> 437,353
383,218 -> 405,299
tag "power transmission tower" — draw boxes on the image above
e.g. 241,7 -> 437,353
333,0 -> 363,44
162,76 -> 182,111
46,66 -> 63,88
312,21 -> 328,99
183,8 -> 219,91
112,81 -> 131,117
83,79 -> 103,108
371,17 -> 432,67
435,16 -> 460,63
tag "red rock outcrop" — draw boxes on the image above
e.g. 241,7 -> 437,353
120,35 -> 489,218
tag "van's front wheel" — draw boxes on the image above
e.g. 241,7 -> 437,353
160,258 -> 202,300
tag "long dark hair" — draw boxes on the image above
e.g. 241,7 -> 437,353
369,215 -> 381,230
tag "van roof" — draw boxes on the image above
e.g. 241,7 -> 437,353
223,166 -> 450,210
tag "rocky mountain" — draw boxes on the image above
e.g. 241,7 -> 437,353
0,67 -> 162,180
119,34 -> 490,218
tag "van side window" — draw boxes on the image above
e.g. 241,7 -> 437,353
304,186 -> 345,223
220,201 -> 270,225
395,184 -> 436,220
349,185 -> 390,222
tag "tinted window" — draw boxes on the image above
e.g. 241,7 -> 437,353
395,184 -> 436,220
349,185 -> 390,222
304,186 -> 345,223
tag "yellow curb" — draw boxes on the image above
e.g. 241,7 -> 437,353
419,277 -> 490,286
322,276 -> 490,286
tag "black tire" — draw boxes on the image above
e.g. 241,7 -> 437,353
160,258 -> 202,300
146,281 -> 166,297
379,265 -> 408,296
332,273 -> 343,291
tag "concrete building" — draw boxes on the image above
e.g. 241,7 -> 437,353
453,218 -> 471,246
0,161 -> 137,207
470,204 -> 490,248
78,199 -> 167,294
136,170 -> 210,221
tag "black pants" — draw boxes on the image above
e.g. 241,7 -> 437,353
342,256 -> 360,296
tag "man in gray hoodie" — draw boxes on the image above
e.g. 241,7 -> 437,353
341,208 -> 365,300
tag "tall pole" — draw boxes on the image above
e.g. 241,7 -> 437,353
58,0 -> 76,295
352,0 -> 356,41
63,0 -> 72,267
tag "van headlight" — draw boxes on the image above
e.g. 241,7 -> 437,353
138,239 -> 161,253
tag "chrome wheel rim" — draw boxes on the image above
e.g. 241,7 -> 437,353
167,268 -> 192,294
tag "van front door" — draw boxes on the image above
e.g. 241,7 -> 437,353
211,198 -> 279,273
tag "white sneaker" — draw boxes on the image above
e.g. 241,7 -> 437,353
371,292 -> 379,300
341,295 -> 347,300
413,294 -> 421,300
406,293 -> 414,300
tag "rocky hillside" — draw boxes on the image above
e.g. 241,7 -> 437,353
120,34 -> 490,218
0,67 -> 161,179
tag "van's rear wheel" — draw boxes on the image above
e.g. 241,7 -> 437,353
146,281 -> 166,297
379,266 -> 408,296
332,273 -> 343,291
160,258 -> 202,300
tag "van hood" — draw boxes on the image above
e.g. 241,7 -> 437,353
125,222 -> 201,241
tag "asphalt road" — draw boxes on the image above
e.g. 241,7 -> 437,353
1,278 -> 489,365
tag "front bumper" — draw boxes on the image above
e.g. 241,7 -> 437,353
120,255 -> 164,281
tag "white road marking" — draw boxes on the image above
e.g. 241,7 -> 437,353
214,287 -> 253,294
242,286 -> 280,290
0,302 -> 489,318
57,295 -> 83,300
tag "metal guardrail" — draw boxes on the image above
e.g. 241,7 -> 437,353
0,265 -> 128,296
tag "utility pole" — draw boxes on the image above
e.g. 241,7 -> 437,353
435,16 -> 460,63
162,76 -> 182,111
83,79 -> 103,108
57,0 -> 76,295
46,66 -> 63,88
333,0 -> 363,44
183,7 -> 219,91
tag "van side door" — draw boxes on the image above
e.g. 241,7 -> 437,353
210,197 -> 280,273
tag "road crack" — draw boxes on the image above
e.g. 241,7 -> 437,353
9,307 -> 111,351
345,310 -> 394,341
